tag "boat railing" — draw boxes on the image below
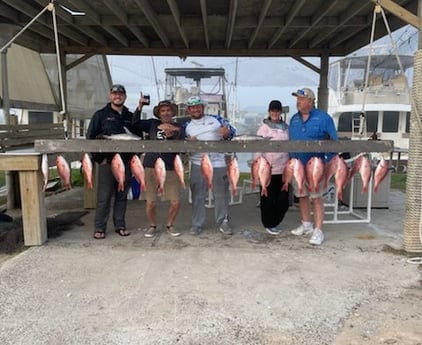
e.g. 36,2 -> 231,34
340,85 -> 410,105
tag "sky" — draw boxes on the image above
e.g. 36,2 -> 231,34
107,55 -> 320,117
108,25 -> 418,118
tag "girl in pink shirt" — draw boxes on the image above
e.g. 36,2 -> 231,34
255,100 -> 290,235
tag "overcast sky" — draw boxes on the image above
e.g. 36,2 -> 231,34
107,55 -> 320,116
107,25 -> 418,117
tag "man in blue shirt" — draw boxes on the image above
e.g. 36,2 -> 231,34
289,88 -> 338,246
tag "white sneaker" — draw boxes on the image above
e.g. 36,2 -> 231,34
309,228 -> 324,246
290,223 -> 313,236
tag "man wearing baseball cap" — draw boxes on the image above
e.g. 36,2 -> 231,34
184,95 -> 236,236
86,83 -> 140,239
288,88 -> 338,246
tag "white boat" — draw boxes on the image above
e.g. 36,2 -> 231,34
328,53 -> 412,165
163,67 -> 228,125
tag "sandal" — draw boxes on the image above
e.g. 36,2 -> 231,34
93,231 -> 105,239
115,228 -> 130,237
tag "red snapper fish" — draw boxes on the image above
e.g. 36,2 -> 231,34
81,153 -> 93,190
201,154 -> 213,190
257,156 -> 271,197
373,157 -> 389,193
111,153 -> 126,192
348,155 -> 363,183
334,157 -> 348,201
154,157 -> 166,194
130,154 -> 146,192
56,154 -> 71,190
250,157 -> 260,189
324,154 -> 340,188
227,155 -> 240,196
305,156 -> 324,193
282,158 -> 305,194
359,155 -> 372,193
173,154 -> 186,189
41,154 -> 49,192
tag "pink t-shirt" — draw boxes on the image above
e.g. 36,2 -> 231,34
256,122 -> 289,174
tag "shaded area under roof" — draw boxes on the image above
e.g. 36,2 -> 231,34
0,0 -> 419,58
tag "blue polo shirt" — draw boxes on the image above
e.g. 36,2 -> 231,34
289,108 -> 338,165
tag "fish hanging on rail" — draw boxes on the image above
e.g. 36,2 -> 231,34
56,154 -> 71,190
111,153 -> 126,192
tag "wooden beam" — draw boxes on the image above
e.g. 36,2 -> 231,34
167,0 -> 189,48
289,0 -> 338,48
66,0 -> 129,47
18,170 -> 47,246
200,0 -> 210,49
268,0 -> 307,48
289,56 -> 320,74
101,0 -> 149,47
0,154 -> 40,171
248,0 -> 272,48
310,1 -> 371,48
371,0 -> 421,29
225,0 -> 238,48
34,139 -> 394,154
133,0 -> 171,47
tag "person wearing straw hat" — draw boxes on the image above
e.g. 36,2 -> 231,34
132,100 -> 184,238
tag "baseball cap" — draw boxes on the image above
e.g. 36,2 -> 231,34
187,96 -> 207,106
292,88 -> 315,100
110,84 -> 126,94
268,100 -> 282,111
153,100 -> 177,117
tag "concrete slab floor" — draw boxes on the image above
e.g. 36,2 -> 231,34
0,187 -> 421,345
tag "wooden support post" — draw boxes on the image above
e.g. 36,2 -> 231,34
18,169 -> 47,246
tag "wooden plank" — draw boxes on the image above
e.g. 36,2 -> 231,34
371,0 -> 422,29
18,170 -> 47,246
0,124 -> 65,149
35,139 -> 395,154
0,154 -> 40,171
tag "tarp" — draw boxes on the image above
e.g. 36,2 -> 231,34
0,44 -> 110,120
0,44 -> 57,109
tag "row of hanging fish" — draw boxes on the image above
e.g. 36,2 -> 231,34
249,153 -> 390,200
41,154 -> 72,192
99,153 -> 185,194
200,153 -> 240,197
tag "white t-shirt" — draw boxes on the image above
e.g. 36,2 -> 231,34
185,115 -> 227,167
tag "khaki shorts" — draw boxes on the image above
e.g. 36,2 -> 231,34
292,176 -> 326,199
144,168 -> 180,201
